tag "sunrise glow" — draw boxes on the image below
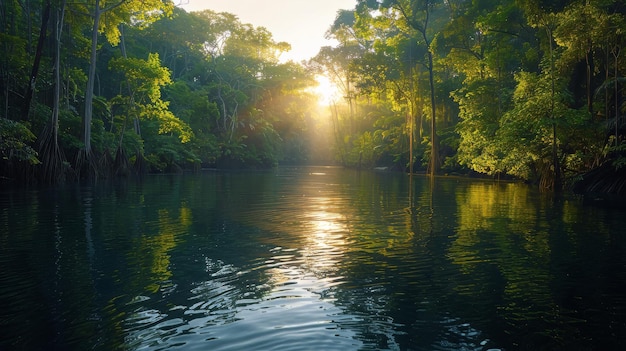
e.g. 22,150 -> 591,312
313,74 -> 340,106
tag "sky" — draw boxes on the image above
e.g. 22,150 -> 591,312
177,0 -> 357,62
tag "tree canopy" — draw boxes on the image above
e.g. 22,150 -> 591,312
1,0 -> 625,194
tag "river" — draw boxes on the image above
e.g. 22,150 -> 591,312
1,166 -> 625,350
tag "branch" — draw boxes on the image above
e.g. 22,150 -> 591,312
102,0 -> 128,13
485,28 -> 521,38
67,0 -> 128,18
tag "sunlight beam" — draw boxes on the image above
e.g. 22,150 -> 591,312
313,74 -> 339,106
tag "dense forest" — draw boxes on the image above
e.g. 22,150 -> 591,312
1,0 -> 625,194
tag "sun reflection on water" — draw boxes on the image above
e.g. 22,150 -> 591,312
297,197 -> 351,279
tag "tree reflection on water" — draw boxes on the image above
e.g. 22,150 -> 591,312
1,168 -> 626,350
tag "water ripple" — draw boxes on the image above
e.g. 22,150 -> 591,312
3,169 -> 625,350
121,250 -> 363,351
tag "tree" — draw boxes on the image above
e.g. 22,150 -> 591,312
39,0 -> 68,184
22,0 -> 50,122
354,36 -> 429,171
357,0 -> 448,175
445,0 -> 544,180
77,0 -> 172,172
109,53 -> 192,143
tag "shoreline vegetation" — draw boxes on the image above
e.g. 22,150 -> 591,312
1,1 -> 625,200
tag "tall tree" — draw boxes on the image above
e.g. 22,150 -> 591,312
521,1 -> 568,189
358,0 -> 447,175
39,0 -> 68,184
77,0 -> 172,168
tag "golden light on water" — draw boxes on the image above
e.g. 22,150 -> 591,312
310,209 -> 343,231
298,196 -> 350,276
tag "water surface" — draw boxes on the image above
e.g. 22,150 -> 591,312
1,166 -> 625,350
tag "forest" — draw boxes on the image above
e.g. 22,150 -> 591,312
1,0 -> 625,195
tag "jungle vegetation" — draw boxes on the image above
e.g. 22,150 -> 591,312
1,0 -> 625,194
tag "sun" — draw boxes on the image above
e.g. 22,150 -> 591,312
313,74 -> 340,106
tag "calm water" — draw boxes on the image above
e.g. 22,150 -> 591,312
1,166 -> 626,350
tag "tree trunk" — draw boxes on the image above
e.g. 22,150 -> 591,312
38,0 -> 67,184
586,42 -> 594,116
346,71 -> 354,135
115,24 -> 141,177
409,110 -> 414,173
22,0 -> 50,121
427,50 -> 439,176
548,27 -> 561,191
409,65 -> 418,174
39,1 -> 65,184
52,0 -> 65,146
83,0 -> 101,156
614,46 -> 620,147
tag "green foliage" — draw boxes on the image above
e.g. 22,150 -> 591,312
58,110 -> 83,153
610,142 -> 626,170
109,53 -> 172,102
82,0 -> 174,47
1,0 -> 624,187
0,32 -> 29,120
144,135 -> 200,172
0,118 -> 39,164
356,131 -> 384,167
143,100 -> 193,143
109,53 -> 193,144
453,78 -> 508,174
